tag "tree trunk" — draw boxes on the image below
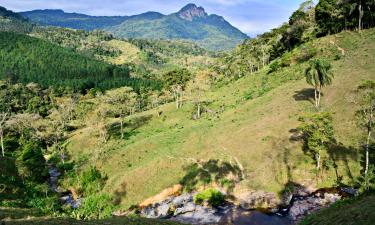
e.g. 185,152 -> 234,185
314,88 -> 319,108
359,1 -> 363,31
173,90 -> 179,109
0,129 -> 4,157
197,103 -> 201,119
365,129 -> 370,176
316,152 -> 321,170
365,111 -> 373,176
120,119 -> 124,139
318,86 -> 322,108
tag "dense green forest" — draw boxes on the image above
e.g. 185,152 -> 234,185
0,32 -> 161,92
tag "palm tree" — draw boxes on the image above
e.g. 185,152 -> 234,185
305,58 -> 334,108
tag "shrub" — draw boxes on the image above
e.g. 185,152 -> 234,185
268,60 -> 281,73
16,141 -> 48,183
72,193 -> 115,220
194,188 -> 225,207
79,167 -> 106,195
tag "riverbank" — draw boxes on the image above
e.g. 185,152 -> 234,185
128,186 -> 357,225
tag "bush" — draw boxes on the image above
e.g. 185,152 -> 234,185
25,183 -> 61,214
72,193 -> 115,220
268,61 -> 281,73
194,188 -> 225,207
16,141 -> 48,183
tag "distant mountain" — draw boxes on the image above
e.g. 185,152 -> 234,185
20,3 -> 249,51
20,9 -> 127,30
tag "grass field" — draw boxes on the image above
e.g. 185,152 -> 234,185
66,28 -> 375,209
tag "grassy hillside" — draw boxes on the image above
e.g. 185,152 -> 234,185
65,28 -> 375,209
299,193 -> 375,225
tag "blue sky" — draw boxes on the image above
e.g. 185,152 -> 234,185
1,0 -> 304,36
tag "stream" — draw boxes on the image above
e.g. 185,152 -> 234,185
47,164 -> 81,209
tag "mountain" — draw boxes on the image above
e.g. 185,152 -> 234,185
20,9 -> 127,30
20,4 -> 249,51
0,6 -> 33,33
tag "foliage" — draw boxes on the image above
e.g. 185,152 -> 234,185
16,141 -> 48,183
0,32 -> 160,92
25,185 -> 61,215
194,188 -> 225,207
305,58 -> 334,107
354,80 -> 375,181
299,193 -> 375,225
72,193 -> 115,220
297,112 -> 336,169
315,0 -> 375,36
214,1 -> 316,80
71,167 -> 107,196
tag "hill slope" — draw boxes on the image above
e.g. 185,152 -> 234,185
20,4 -> 248,51
65,28 -> 375,209
20,9 -> 127,31
300,194 -> 375,225
0,6 -> 33,33
0,32 -> 159,91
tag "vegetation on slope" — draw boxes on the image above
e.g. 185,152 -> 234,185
20,9 -> 127,30
0,32 -> 160,92
299,193 -> 375,225
63,28 -> 375,209
0,6 -> 33,33
29,26 -> 214,80
1,0 -> 375,223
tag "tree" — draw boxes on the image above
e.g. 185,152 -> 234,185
103,87 -> 137,139
305,58 -> 334,108
163,68 -> 192,109
354,81 -> 375,178
297,112 -> 336,170
0,112 -> 8,157
188,70 -> 211,119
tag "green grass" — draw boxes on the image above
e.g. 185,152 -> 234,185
299,194 -> 375,225
66,28 -> 375,209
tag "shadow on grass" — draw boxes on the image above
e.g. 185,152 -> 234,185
108,115 -> 153,140
328,143 -> 358,184
293,88 -> 323,105
179,159 -> 244,193
289,128 -> 358,185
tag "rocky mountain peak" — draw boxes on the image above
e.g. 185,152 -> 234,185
178,3 -> 207,21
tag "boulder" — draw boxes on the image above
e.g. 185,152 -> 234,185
234,191 -> 280,210
172,205 -> 221,224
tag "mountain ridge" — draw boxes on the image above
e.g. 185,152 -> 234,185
20,3 -> 249,51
